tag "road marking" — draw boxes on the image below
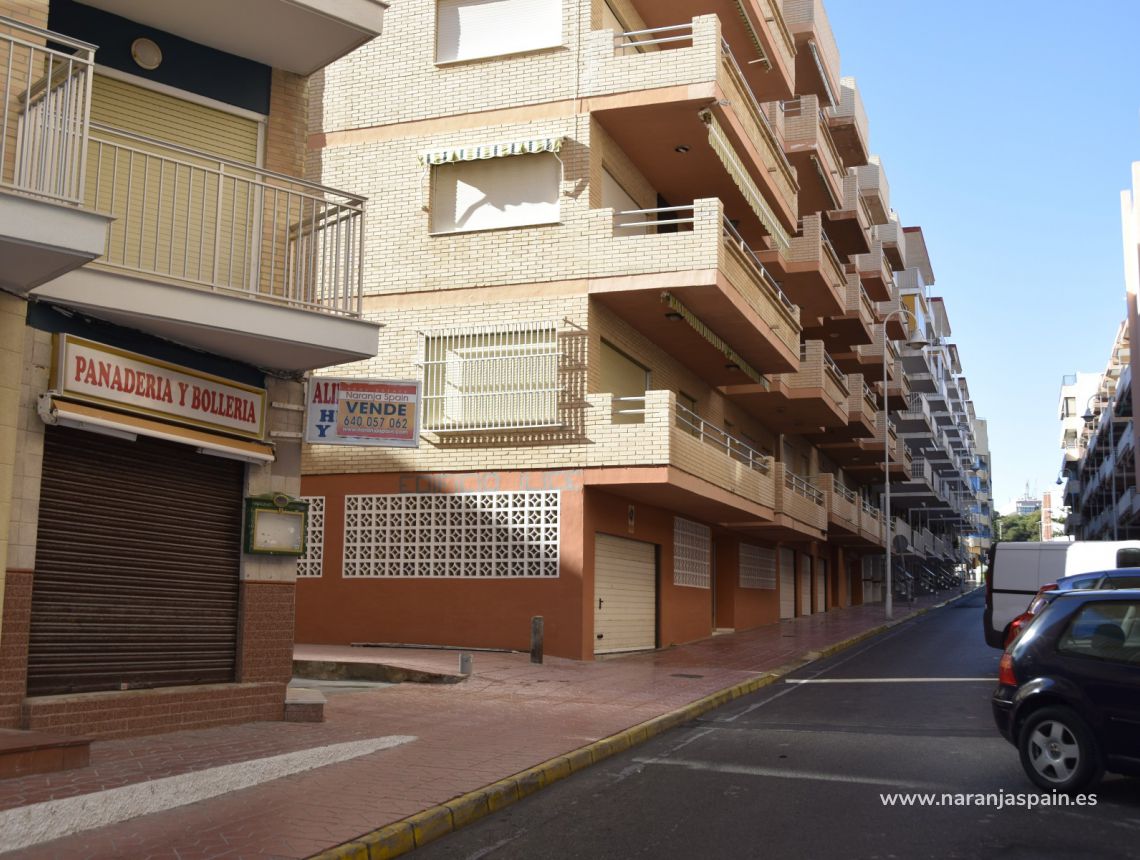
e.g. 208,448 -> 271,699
633,756 -> 940,790
785,677 -> 994,684
0,735 -> 417,854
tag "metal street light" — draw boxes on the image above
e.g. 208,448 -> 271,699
882,307 -> 927,620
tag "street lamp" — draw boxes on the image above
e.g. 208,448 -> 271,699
1082,389 -> 1119,540
882,307 -> 927,620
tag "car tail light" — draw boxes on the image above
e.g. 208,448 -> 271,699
1040,583 -> 1058,593
998,652 -> 1017,687
1004,612 -> 1030,647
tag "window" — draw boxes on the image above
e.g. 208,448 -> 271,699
431,152 -> 560,233
740,544 -> 776,590
422,323 -> 559,431
1058,601 -> 1140,664
674,518 -> 710,589
600,341 -> 649,425
437,0 -> 563,63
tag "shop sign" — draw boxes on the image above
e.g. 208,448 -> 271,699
55,335 -> 266,439
305,378 -> 421,447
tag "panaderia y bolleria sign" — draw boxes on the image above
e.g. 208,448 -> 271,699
55,335 -> 267,440
305,377 -> 421,447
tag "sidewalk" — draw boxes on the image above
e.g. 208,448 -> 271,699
0,589 -> 976,859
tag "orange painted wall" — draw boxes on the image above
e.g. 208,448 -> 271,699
717,538 -> 781,630
297,471 -> 589,659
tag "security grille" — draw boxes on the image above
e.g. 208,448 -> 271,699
343,491 -> 559,578
673,518 -> 711,589
297,496 -> 325,578
740,543 -> 776,589
422,323 -> 560,431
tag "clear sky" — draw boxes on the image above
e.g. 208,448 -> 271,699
826,0 -> 1140,514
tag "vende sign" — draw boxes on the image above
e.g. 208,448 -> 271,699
57,335 -> 266,439
305,378 -> 421,447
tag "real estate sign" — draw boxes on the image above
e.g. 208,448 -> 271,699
305,378 -> 421,447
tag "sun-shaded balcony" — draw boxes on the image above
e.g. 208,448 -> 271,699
854,239 -> 893,302
858,498 -> 885,546
802,272 -> 874,351
622,0 -> 796,101
723,339 -> 849,433
0,17 -> 111,293
584,390 -> 777,524
590,198 -> 802,383
816,473 -> 859,538
750,463 -> 827,540
853,156 -> 891,225
773,94 -> 844,216
875,214 -> 907,271
875,285 -> 907,341
822,171 -> 870,258
760,213 -> 844,324
71,0 -> 385,76
826,77 -> 868,168
583,16 -> 798,242
818,413 -> 909,480
782,0 -> 841,111
31,122 -> 377,371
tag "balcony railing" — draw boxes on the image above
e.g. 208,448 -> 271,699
85,124 -> 365,316
674,399 -> 772,475
1,16 -> 95,204
785,469 -> 824,505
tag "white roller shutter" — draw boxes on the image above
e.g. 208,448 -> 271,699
594,533 -> 655,655
437,0 -> 563,63
779,548 -> 795,619
432,153 -> 560,233
800,555 -> 812,616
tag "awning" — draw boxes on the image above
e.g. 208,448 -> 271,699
419,136 -> 564,166
660,292 -> 767,387
39,397 -> 276,464
705,114 -> 790,251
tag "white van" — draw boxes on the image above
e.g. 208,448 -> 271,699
984,540 -> 1140,648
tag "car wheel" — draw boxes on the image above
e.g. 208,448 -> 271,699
1017,706 -> 1103,792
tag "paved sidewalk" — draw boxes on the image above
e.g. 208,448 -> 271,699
0,589 -> 977,859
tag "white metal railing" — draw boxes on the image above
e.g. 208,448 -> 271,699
674,399 -> 772,474
721,216 -> 796,312
834,480 -> 858,504
1,16 -> 95,204
86,124 -> 365,316
861,498 -> 880,519
613,204 -> 694,233
422,323 -> 560,432
823,349 -> 845,380
615,24 -> 692,53
785,469 -> 824,505
718,38 -> 795,178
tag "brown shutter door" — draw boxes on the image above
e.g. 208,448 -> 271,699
28,426 -> 244,696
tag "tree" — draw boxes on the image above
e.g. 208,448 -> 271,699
995,510 -> 1042,542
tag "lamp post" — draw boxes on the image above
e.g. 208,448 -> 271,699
882,307 -> 927,619
1082,390 -> 1119,541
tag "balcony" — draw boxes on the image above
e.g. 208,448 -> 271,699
73,0 -> 385,75
583,17 -> 798,243
822,171 -> 871,258
590,199 -> 801,383
723,339 -> 849,433
803,272 -> 874,351
875,286 -> 907,341
760,214 -> 844,324
774,95 -> 844,216
895,393 -> 934,436
31,123 -> 378,371
782,0 -> 841,111
854,239 -> 894,302
0,17 -> 111,293
854,157 -> 891,225
751,463 -> 826,540
623,0 -> 796,101
584,390 -> 777,524
825,77 -> 869,168
816,473 -> 859,537
874,214 -> 907,271
819,372 -> 876,440
859,498 -> 885,546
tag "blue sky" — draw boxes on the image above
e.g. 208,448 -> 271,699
826,0 -> 1139,513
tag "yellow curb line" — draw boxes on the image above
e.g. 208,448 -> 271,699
307,591 -> 974,860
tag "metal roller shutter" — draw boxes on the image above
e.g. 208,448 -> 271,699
800,555 -> 812,616
815,560 -> 826,613
28,426 -> 244,696
779,548 -> 795,619
594,534 -> 656,655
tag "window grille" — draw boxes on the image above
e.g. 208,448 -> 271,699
740,543 -> 776,589
673,517 -> 710,589
343,491 -> 559,578
296,496 -> 325,577
422,323 -> 560,431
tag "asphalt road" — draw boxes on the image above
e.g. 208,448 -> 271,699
415,592 -> 1140,860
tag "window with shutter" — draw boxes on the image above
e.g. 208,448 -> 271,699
431,152 -> 561,233
436,0 -> 563,63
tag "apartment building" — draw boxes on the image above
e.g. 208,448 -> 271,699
296,0 -> 988,659
0,0 -> 384,737
1060,323 -> 1137,540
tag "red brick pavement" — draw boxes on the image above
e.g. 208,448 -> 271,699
1,590 -> 974,859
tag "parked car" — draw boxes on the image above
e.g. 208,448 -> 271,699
992,589 -> 1140,791
1002,568 -> 1140,647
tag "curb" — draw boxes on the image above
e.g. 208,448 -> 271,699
308,590 -> 976,860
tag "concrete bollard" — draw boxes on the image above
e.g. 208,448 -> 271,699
459,653 -> 472,676
530,616 -> 544,664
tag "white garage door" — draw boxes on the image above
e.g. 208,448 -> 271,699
800,555 -> 813,616
779,548 -> 795,619
594,534 -> 656,655
815,558 -> 827,613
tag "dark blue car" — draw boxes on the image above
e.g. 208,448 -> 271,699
992,589 -> 1140,791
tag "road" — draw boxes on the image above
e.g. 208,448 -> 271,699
416,591 -> 1140,859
